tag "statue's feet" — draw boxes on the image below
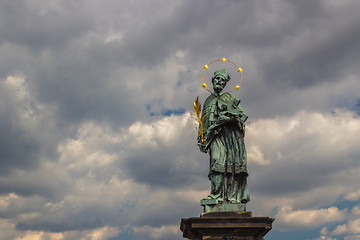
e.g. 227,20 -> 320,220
203,195 -> 223,202
229,199 -> 238,204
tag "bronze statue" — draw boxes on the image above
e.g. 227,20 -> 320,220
195,64 -> 249,212
182,60 -> 275,239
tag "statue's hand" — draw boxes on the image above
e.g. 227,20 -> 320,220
216,112 -> 231,124
198,142 -> 207,153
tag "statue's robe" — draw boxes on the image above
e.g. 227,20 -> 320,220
200,92 -> 250,203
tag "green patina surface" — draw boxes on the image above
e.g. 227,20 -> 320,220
197,69 -> 249,213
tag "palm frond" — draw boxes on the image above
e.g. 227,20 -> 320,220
193,96 -> 204,143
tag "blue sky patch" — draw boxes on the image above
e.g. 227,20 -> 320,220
352,99 -> 360,116
161,108 -> 185,116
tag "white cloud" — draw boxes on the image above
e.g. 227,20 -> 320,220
55,107 -> 360,236
247,145 -> 270,166
332,219 -> 360,235
0,74 -> 57,131
131,225 -> 179,240
346,191 -> 360,201
0,112 -> 204,238
344,235 -> 360,240
275,207 -> 347,230
313,236 -> 337,240
247,109 -> 360,165
351,206 -> 360,217
103,31 -> 123,43
7,225 -> 120,240
82,226 -> 121,240
58,122 -> 123,178
312,205 -> 360,240
0,218 -> 17,240
246,109 -> 360,218
2,95 -> 360,238
13,231 -> 64,240
320,227 -> 329,235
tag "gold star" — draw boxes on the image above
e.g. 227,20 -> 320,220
237,67 -> 243,73
221,58 -> 227,62
203,65 -> 209,70
202,83 -> 207,88
235,85 -> 240,90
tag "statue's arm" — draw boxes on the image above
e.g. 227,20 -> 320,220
231,98 -> 247,132
230,97 -> 248,123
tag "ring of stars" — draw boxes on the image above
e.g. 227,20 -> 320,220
201,58 -> 243,93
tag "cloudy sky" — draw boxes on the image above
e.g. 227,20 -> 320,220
1,0 -> 360,239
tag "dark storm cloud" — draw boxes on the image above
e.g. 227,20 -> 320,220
3,0 -> 356,136
0,0 -> 148,128
264,19 -> 360,89
0,169 -> 70,201
125,150 -> 205,188
30,47 -> 142,125
1,0 -> 360,239
0,124 -> 40,174
0,78 -> 41,175
251,156 -> 353,195
2,0 -> 360,130
0,0 -> 92,50
15,206 -> 110,232
164,0 -> 360,90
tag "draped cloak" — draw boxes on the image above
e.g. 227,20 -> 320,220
199,92 -> 250,203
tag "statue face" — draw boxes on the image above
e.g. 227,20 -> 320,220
213,76 -> 227,93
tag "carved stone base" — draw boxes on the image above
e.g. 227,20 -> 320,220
180,212 -> 274,240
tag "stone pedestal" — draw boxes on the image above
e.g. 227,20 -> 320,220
180,212 -> 274,240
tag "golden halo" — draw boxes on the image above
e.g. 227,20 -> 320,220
201,58 -> 243,93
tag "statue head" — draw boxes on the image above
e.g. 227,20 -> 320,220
212,69 -> 231,93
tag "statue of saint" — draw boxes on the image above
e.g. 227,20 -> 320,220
198,69 -> 250,207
